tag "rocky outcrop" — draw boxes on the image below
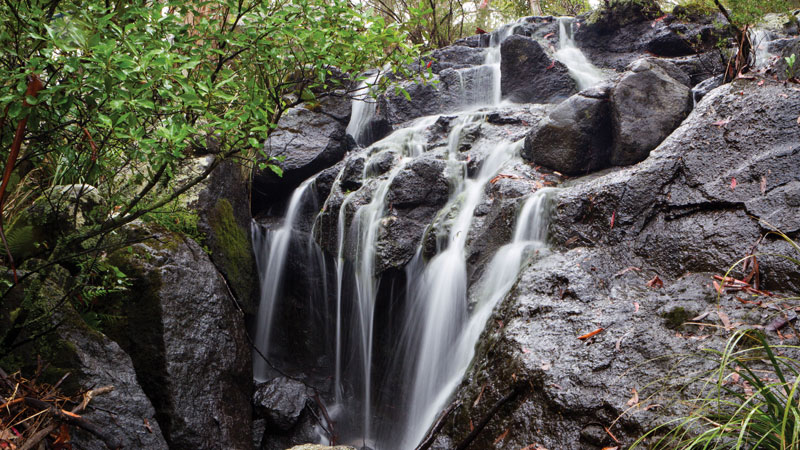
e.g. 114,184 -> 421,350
575,0 -> 732,74
500,35 -> 576,103
108,225 -> 253,450
610,58 -> 692,165
253,100 -> 354,214
435,79 -> 800,449
523,83 -> 613,174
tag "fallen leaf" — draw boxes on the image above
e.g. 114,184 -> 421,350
691,311 -> 711,322
469,419 -> 474,431
615,266 -> 641,276
473,383 -> 487,408
730,177 -> 737,190
633,302 -> 640,313
578,327 -> 604,340
541,361 -> 551,371
610,211 -> 616,229
626,388 -> 639,407
144,417 -> 153,433
522,347 -> 530,354
761,175 -> 767,194
426,60 -> 432,69
545,60 -> 555,70
602,447 -> 620,450
797,115 -> 800,125
718,311 -> 733,330
713,280 -> 723,293
646,275 -> 663,288
605,426 -> 621,444
643,403 -> 661,410
712,119 -> 730,127
494,428 -> 509,444
757,79 -> 765,86
543,32 -> 554,39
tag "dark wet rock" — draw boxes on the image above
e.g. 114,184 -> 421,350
610,58 -> 692,165
182,158 -> 259,316
58,306 -> 169,450
523,89 -> 613,175
387,156 -> 450,208
582,0 -> 663,35
254,104 -> 355,214
663,50 -> 727,86
341,155 -> 366,191
437,251 -> 725,449
512,16 -> 560,43
366,149 -> 397,176
576,6 -> 732,72
452,33 -> 492,48
427,45 -> 487,73
254,377 -> 309,432
500,35 -> 576,103
551,80 -> 800,286
433,79 -> 800,450
108,225 -> 253,450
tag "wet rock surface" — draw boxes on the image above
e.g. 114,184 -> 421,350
253,101 -> 354,214
434,80 -> 800,449
59,306 -> 170,450
109,226 -> 253,450
524,85 -> 613,174
610,58 -> 692,165
500,35 -> 576,103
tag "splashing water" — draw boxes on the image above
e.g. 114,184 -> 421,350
554,17 -> 605,90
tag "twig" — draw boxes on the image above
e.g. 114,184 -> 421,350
454,384 -> 526,450
18,385 -> 117,450
414,400 -> 461,450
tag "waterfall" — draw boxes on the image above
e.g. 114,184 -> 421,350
251,178 -> 316,381
554,17 -> 605,90
346,71 -> 382,147
399,186 -> 555,449
252,22 -> 556,450
749,28 -> 773,69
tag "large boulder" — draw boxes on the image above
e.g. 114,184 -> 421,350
253,101 -> 354,214
108,225 -> 253,450
500,34 -> 576,103
523,83 -> 613,175
610,58 -> 692,165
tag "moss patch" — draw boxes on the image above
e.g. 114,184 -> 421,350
207,198 -> 255,309
662,306 -> 692,330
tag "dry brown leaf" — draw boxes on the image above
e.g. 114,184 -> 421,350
494,428 -> 510,444
761,175 -> 767,194
633,302 -> 640,313
646,275 -> 663,288
578,327 -> 605,340
626,388 -> 639,407
718,311 -> 733,330
730,177 -> 737,190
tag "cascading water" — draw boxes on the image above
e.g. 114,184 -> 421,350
346,71 -> 382,147
554,17 -> 605,90
251,178 -> 316,381
251,19 -> 594,449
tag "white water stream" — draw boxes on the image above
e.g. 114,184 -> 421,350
251,19 -> 598,449
554,17 -> 605,90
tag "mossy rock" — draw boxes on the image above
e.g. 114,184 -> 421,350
0,263 -> 86,391
586,0 -> 663,32
662,306 -> 693,330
